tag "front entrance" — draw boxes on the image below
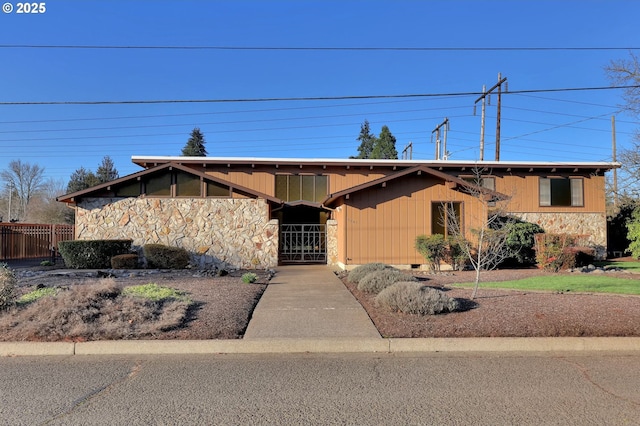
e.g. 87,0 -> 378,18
274,204 -> 329,264
279,224 -> 326,263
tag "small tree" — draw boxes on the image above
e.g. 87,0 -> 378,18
445,167 -> 513,299
181,127 -> 208,156
96,156 -> 119,183
371,125 -> 398,159
415,234 -> 447,271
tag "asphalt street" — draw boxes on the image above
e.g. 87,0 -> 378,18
1,352 -> 638,425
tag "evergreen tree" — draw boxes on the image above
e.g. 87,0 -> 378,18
353,120 -> 377,159
371,125 -> 398,159
66,167 -> 99,193
96,156 -> 119,183
181,127 -> 208,156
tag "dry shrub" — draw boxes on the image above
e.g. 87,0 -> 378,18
0,264 -> 17,310
111,254 -> 139,269
375,282 -> 459,315
357,269 -> 416,294
0,279 -> 191,341
348,263 -> 394,283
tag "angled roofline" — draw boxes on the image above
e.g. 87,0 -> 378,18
131,155 -> 620,171
323,165 -> 509,205
57,162 -> 282,204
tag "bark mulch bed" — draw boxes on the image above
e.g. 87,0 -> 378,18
341,268 -> 640,338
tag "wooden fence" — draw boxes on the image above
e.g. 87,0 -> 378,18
0,223 -> 75,260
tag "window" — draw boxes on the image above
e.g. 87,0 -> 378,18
275,175 -> 328,202
207,181 -> 229,197
463,176 -> 495,191
539,177 -> 583,207
115,181 -> 140,197
176,172 -> 201,197
431,202 -> 462,236
144,173 -> 171,196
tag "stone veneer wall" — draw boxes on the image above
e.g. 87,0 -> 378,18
326,220 -> 338,266
512,212 -> 607,259
76,197 -> 279,269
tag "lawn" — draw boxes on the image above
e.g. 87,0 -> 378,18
453,274 -> 640,295
595,260 -> 640,272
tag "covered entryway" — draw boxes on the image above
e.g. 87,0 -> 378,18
274,204 -> 330,264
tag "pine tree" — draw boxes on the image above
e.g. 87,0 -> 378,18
371,125 -> 398,159
96,156 -> 119,183
353,120 -> 377,159
66,167 -> 99,193
181,127 -> 208,156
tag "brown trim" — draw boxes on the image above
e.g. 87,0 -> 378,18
57,162 -> 283,205
322,165 -> 508,206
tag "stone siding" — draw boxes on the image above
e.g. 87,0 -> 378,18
326,220 -> 338,266
513,212 -> 607,259
76,197 -> 279,269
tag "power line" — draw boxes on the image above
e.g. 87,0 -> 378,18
1,85 -> 638,106
1,44 -> 639,51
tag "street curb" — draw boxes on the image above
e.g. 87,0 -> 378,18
2,337 -> 640,356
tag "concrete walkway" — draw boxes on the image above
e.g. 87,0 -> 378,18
243,265 -> 381,339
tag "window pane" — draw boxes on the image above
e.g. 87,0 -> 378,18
551,179 -> 571,206
315,176 -> 328,202
431,203 -> 445,235
115,181 -> 140,197
288,175 -> 301,201
176,172 -> 201,196
302,175 -> 315,201
539,178 -> 551,206
275,175 -> 288,200
482,177 -> 495,191
571,178 -> 584,206
145,173 -> 171,196
207,181 -> 229,197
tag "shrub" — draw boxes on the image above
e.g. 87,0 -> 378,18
415,234 -> 447,271
40,260 -> 54,267
501,219 -> 545,266
534,234 -> 594,271
347,263 -> 393,283
111,254 -> 139,269
444,238 -> 468,271
357,269 -> 417,294
242,272 -> 258,284
58,240 -> 133,269
0,263 -> 17,310
143,244 -> 190,269
560,246 -> 596,269
375,282 -> 459,315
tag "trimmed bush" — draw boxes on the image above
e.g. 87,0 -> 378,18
375,282 -> 459,315
347,263 -> 393,283
58,240 -> 133,269
415,234 -> 447,271
111,254 -> 139,269
143,244 -> 190,269
561,246 -> 596,269
0,263 -> 17,310
357,269 -> 417,294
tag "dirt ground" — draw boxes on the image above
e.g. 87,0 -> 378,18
5,263 -> 640,340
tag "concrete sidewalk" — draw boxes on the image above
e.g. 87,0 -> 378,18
243,265 -> 381,339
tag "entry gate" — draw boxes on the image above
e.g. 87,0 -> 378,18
279,224 -> 326,263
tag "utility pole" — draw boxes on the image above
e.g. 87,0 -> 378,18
431,118 -> 449,160
402,142 -> 413,160
7,181 -> 12,222
474,73 -> 507,161
612,116 -> 618,207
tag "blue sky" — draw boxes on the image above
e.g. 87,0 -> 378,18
0,0 -> 638,185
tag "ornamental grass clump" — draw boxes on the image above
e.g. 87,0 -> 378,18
357,268 -> 417,294
242,272 -> 258,284
347,262 -> 394,284
375,282 -> 459,315
0,263 -> 17,310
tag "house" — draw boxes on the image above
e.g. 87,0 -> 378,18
57,156 -> 617,270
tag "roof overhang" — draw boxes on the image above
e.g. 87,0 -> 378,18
56,162 -> 283,205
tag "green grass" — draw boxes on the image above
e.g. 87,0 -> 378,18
18,287 -> 58,305
122,283 -> 191,302
453,275 -> 640,295
594,260 -> 640,272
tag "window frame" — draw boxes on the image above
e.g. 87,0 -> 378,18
539,177 -> 584,207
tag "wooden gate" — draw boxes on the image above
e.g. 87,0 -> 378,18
0,223 -> 75,260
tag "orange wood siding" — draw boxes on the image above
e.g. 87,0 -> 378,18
343,175 -> 484,265
493,174 -> 606,213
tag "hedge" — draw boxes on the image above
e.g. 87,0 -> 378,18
58,240 -> 133,269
